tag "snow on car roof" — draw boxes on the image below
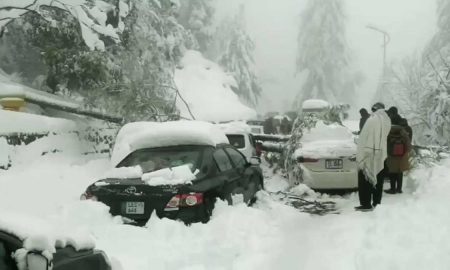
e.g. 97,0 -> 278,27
216,121 -> 251,134
295,121 -> 356,158
302,99 -> 330,110
0,211 -> 95,253
111,121 -> 229,167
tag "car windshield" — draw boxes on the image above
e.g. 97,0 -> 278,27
226,135 -> 245,149
117,146 -> 206,174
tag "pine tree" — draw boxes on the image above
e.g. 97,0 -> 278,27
217,6 -> 261,107
178,0 -> 215,53
295,0 -> 356,108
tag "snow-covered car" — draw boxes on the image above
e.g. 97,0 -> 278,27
217,122 -> 260,160
81,121 -> 263,225
0,218 -> 111,270
246,120 -> 265,134
294,121 -> 358,190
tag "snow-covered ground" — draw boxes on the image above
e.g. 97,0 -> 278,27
1,136 -> 450,270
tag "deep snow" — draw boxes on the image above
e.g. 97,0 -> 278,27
1,136 -> 450,270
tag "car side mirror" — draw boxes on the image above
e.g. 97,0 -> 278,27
249,157 -> 261,165
27,253 -> 50,270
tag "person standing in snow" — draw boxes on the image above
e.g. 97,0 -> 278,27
355,102 -> 391,211
359,108 -> 370,134
384,125 -> 411,194
385,107 -> 412,194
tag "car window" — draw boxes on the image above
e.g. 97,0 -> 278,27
226,134 -> 246,149
225,148 -> 247,168
213,149 -> 233,172
117,146 -> 207,176
0,241 -> 17,270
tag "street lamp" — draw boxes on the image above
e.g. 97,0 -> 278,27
366,24 -> 391,76
367,24 -> 391,101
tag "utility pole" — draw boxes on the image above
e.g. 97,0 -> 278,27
366,24 -> 391,100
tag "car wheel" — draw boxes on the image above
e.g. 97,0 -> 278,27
202,196 -> 216,223
247,176 -> 263,206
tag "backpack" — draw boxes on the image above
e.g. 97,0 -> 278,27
387,129 -> 407,157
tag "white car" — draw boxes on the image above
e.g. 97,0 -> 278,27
246,120 -> 264,134
217,122 -> 259,161
293,121 -> 358,190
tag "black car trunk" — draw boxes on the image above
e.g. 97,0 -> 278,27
90,179 -> 179,223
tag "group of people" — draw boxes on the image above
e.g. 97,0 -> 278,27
355,102 -> 413,211
263,116 -> 292,135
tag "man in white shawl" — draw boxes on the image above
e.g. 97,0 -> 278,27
355,102 -> 391,211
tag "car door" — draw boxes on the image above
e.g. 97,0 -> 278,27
212,147 -> 241,201
224,147 -> 253,189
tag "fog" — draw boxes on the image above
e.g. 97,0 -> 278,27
216,0 -> 437,115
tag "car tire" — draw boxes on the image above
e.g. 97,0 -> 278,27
248,176 -> 263,206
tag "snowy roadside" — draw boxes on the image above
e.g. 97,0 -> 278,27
1,140 -> 450,269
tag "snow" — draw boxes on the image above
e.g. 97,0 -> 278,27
103,166 -> 143,179
302,99 -> 330,110
0,138 -> 11,168
2,126 -> 450,269
343,120 -> 360,133
175,50 -> 257,122
111,121 -> 229,167
294,121 -> 356,158
0,211 -> 96,253
216,121 -> 251,134
0,0 -> 128,51
0,110 -> 77,134
142,165 -> 197,186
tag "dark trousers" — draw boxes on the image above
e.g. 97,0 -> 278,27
389,173 -> 403,192
358,170 -> 385,207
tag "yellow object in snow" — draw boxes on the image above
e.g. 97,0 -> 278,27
0,97 -> 26,111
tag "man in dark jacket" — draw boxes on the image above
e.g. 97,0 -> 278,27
359,108 -> 370,134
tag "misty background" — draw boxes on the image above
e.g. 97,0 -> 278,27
216,0 -> 437,116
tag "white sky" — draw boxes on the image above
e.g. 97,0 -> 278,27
215,0 -> 437,115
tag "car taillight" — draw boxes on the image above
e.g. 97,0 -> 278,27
297,157 -> 319,163
80,191 -> 98,201
164,193 -> 203,211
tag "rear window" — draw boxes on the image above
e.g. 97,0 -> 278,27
117,146 -> 206,175
226,135 -> 245,149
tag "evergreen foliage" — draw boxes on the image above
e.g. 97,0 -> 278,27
217,6 -> 261,107
295,0 -> 357,108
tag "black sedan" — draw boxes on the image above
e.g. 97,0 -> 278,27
0,230 -> 111,270
81,144 -> 264,225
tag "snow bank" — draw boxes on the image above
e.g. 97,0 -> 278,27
111,121 -> 229,167
0,110 -> 77,134
142,165 -> 197,186
0,211 -> 96,253
175,50 -> 257,122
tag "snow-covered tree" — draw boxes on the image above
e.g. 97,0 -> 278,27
0,0 -> 129,51
178,0 -> 215,53
295,0 -> 357,108
217,6 -> 261,107
420,0 -> 450,146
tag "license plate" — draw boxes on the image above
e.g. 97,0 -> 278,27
325,159 -> 343,169
124,202 -> 145,214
